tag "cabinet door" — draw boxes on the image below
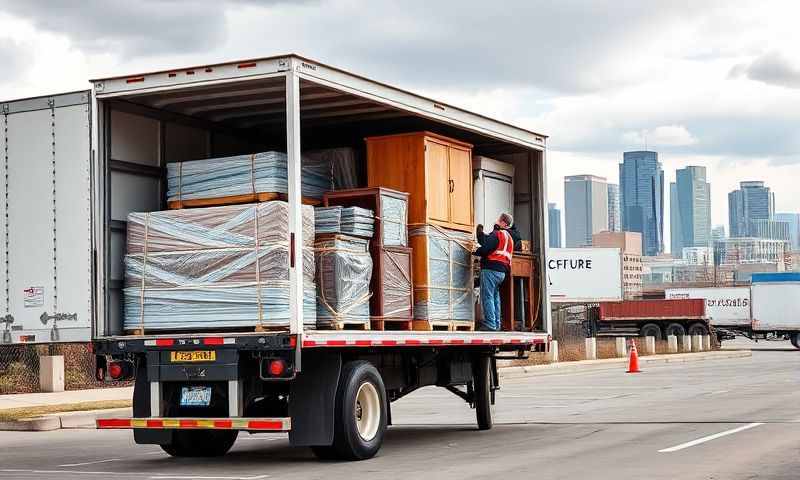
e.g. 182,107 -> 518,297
425,139 -> 450,223
448,146 -> 473,227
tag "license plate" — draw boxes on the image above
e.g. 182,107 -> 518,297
170,351 -> 216,362
180,386 -> 212,407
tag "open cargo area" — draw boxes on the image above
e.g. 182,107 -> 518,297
94,55 -> 549,339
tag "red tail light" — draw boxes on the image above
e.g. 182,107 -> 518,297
108,361 -> 134,380
108,362 -> 123,379
268,359 -> 286,377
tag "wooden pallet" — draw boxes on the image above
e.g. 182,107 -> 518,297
124,324 -> 293,336
317,320 -> 371,331
370,318 -> 413,331
412,320 -> 475,332
168,192 -> 321,209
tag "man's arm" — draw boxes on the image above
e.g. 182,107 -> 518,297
475,230 -> 499,257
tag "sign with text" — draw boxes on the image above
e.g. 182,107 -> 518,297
547,248 -> 622,303
665,287 -> 751,326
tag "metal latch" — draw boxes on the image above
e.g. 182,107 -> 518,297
1,104 -> 8,114
40,312 -> 78,324
47,98 -> 55,108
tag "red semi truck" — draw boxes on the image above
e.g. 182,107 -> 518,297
589,299 -> 710,339
0,54 -> 553,460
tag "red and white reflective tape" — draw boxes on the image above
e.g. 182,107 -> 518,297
302,337 -> 544,348
143,337 -> 236,347
97,417 -> 290,431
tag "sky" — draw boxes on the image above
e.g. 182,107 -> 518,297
1,0 -> 800,251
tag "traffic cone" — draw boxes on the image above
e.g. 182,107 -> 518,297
627,338 -> 641,373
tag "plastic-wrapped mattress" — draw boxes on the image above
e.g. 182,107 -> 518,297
123,201 -> 316,331
315,235 -> 372,328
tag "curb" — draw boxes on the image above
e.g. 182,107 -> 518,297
499,350 -> 752,377
0,407 -> 132,432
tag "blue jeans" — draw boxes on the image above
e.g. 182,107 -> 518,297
480,270 -> 505,331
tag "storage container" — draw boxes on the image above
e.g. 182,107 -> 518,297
599,299 -> 705,320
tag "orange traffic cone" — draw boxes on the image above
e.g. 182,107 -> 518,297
627,339 -> 641,373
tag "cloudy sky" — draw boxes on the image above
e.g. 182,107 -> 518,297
1,0 -> 799,250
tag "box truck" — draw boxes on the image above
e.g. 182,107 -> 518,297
1,55 -> 550,459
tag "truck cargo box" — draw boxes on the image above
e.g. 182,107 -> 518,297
599,299 -> 705,320
751,272 -> 800,332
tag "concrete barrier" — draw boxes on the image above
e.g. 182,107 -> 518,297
585,337 -> 597,360
615,337 -> 627,357
702,335 -> 712,351
681,335 -> 692,353
547,340 -> 559,363
667,335 -> 678,353
39,355 -> 64,393
691,334 -> 702,352
644,336 -> 656,355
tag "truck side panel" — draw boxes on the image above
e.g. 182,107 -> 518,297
751,282 -> 800,331
2,92 -> 92,343
599,299 -> 705,320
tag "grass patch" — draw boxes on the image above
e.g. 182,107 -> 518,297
0,399 -> 131,422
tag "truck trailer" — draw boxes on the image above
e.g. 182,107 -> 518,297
1,55 -> 551,459
590,299 -> 709,339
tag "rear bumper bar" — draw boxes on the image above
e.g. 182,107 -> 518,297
97,417 -> 291,431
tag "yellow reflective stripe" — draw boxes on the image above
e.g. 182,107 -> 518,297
131,419 -> 148,428
196,419 -> 215,428
162,419 -> 180,428
232,419 -> 249,429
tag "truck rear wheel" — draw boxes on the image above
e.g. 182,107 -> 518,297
474,354 -> 493,431
664,323 -> 686,339
790,333 -> 800,349
319,360 -> 387,461
161,429 -> 238,457
687,323 -> 709,336
639,323 -> 662,339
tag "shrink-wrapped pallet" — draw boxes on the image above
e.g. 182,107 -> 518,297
409,225 -> 474,322
123,201 -> 315,331
315,235 -> 372,328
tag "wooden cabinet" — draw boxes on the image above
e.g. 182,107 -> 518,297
366,132 -> 474,232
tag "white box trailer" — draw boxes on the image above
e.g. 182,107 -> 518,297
665,287 -> 751,327
0,92 -> 93,344
750,273 -> 800,348
4,55 -> 551,459
547,247 -> 623,303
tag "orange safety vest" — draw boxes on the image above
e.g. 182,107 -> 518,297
487,229 -> 513,266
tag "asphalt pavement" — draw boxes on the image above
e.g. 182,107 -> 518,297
0,342 -> 797,480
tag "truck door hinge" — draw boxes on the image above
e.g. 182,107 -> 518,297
1,104 -> 8,114
277,58 -> 291,72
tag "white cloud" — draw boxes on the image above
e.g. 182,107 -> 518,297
621,125 -> 699,148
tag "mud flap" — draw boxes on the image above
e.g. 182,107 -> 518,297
288,350 -> 341,446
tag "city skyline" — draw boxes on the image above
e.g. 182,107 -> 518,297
564,174 -> 608,247
670,166 -> 711,257
620,151 -> 664,256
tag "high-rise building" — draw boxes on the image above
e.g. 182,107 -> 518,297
728,181 -> 775,237
748,219 -> 790,242
547,203 -> 562,248
592,231 -> 643,299
607,183 -> 621,232
670,166 -> 711,258
564,175 -> 608,247
619,151 -> 664,256
711,225 -> 726,242
775,213 -> 800,250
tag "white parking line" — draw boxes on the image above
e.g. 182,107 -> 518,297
658,423 -> 764,453
58,458 -> 121,467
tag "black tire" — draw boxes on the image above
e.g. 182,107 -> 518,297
639,323 -> 662,339
790,333 -> 800,349
664,323 -> 686,339
310,445 -> 339,460
160,429 -> 238,457
328,360 -> 387,460
474,355 -> 493,431
687,323 -> 709,336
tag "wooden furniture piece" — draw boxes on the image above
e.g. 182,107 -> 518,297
500,253 -> 536,331
366,132 -> 474,233
324,188 -> 413,329
408,225 -> 474,331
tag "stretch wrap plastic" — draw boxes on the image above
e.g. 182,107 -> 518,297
123,201 -> 315,331
409,225 -> 474,322
315,206 -> 374,238
315,235 -> 372,327
380,193 -> 408,246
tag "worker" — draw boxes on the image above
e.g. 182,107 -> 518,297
475,212 -> 521,331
